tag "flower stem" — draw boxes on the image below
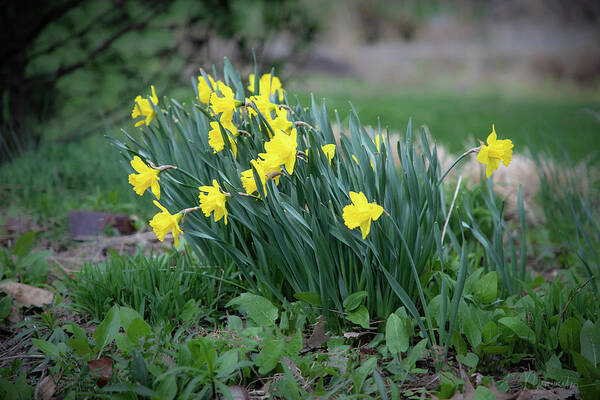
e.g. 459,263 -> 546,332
437,146 -> 480,185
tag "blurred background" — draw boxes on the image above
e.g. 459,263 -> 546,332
1,0 -> 599,234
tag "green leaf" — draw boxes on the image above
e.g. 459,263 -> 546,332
456,352 -> 479,370
473,271 -> 497,304
119,306 -> 143,331
0,295 -> 12,320
572,352 -> 600,379
255,337 -> 284,374
473,386 -> 496,400
131,351 -> 152,388
216,349 -> 239,379
12,232 -> 36,258
67,338 -> 92,358
343,291 -> 367,312
180,299 -> 200,322
293,292 -> 322,307
283,330 -> 303,357
498,316 -> 536,344
346,305 -> 369,329
94,305 -> 121,352
559,318 -> 582,353
520,371 -> 539,388
352,356 -> 378,393
580,320 -> 600,367
154,374 -> 177,400
31,338 -> 61,359
127,318 -> 151,343
226,293 -> 278,327
482,321 -> 499,344
544,355 -> 580,386
385,313 -> 409,354
19,250 -> 49,285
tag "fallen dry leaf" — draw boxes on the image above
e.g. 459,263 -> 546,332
88,356 -> 112,388
302,316 -> 330,352
0,282 -> 53,307
34,375 -> 56,400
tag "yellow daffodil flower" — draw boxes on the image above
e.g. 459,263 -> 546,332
321,144 -> 336,164
131,85 -> 159,127
266,107 -> 293,136
128,156 -> 160,199
374,134 -> 385,152
248,73 -> 285,101
149,200 -> 183,247
342,191 -> 384,239
240,159 -> 281,195
198,179 -> 228,225
208,121 -> 238,157
197,74 -> 216,104
262,128 -> 298,174
209,81 -> 236,121
246,94 -> 276,119
476,124 -> 514,179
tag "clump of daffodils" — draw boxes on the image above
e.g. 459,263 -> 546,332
125,67 -> 513,247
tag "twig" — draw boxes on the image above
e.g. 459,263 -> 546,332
560,275 -> 595,319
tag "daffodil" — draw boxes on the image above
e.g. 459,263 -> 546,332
266,107 -> 293,136
262,128 -> 298,174
374,134 -> 385,152
476,124 -> 514,179
246,94 -> 276,119
197,74 -> 216,104
131,85 -> 159,127
149,200 -> 183,246
128,156 -> 160,199
198,180 -> 228,225
209,81 -> 237,121
248,73 -> 285,101
342,191 -> 384,239
208,121 -> 238,157
241,159 -> 281,195
321,144 -> 336,164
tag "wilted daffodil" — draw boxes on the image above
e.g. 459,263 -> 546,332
198,180 -> 228,225
149,200 -> 183,246
262,128 -> 298,174
342,191 -> 384,239
208,121 -> 238,157
128,156 -> 160,199
197,73 -> 216,104
476,124 -> 514,179
209,82 -> 237,121
321,144 -> 336,164
248,73 -> 285,101
131,85 -> 159,127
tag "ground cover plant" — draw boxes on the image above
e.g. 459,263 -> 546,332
0,60 -> 599,399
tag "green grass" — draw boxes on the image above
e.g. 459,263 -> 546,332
290,76 -> 600,161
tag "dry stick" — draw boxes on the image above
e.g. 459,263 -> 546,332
441,176 -> 463,244
294,121 -> 314,130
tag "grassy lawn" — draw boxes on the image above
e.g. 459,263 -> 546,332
290,76 -> 600,160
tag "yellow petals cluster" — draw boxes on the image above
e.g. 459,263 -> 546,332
128,156 -> 160,199
476,124 -> 514,179
321,144 -> 336,164
197,74 -> 216,104
261,128 -> 298,175
248,73 -> 285,101
208,121 -> 238,157
209,82 -> 237,122
149,201 -> 183,247
131,85 -> 159,127
199,180 -> 228,225
342,192 -> 384,239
